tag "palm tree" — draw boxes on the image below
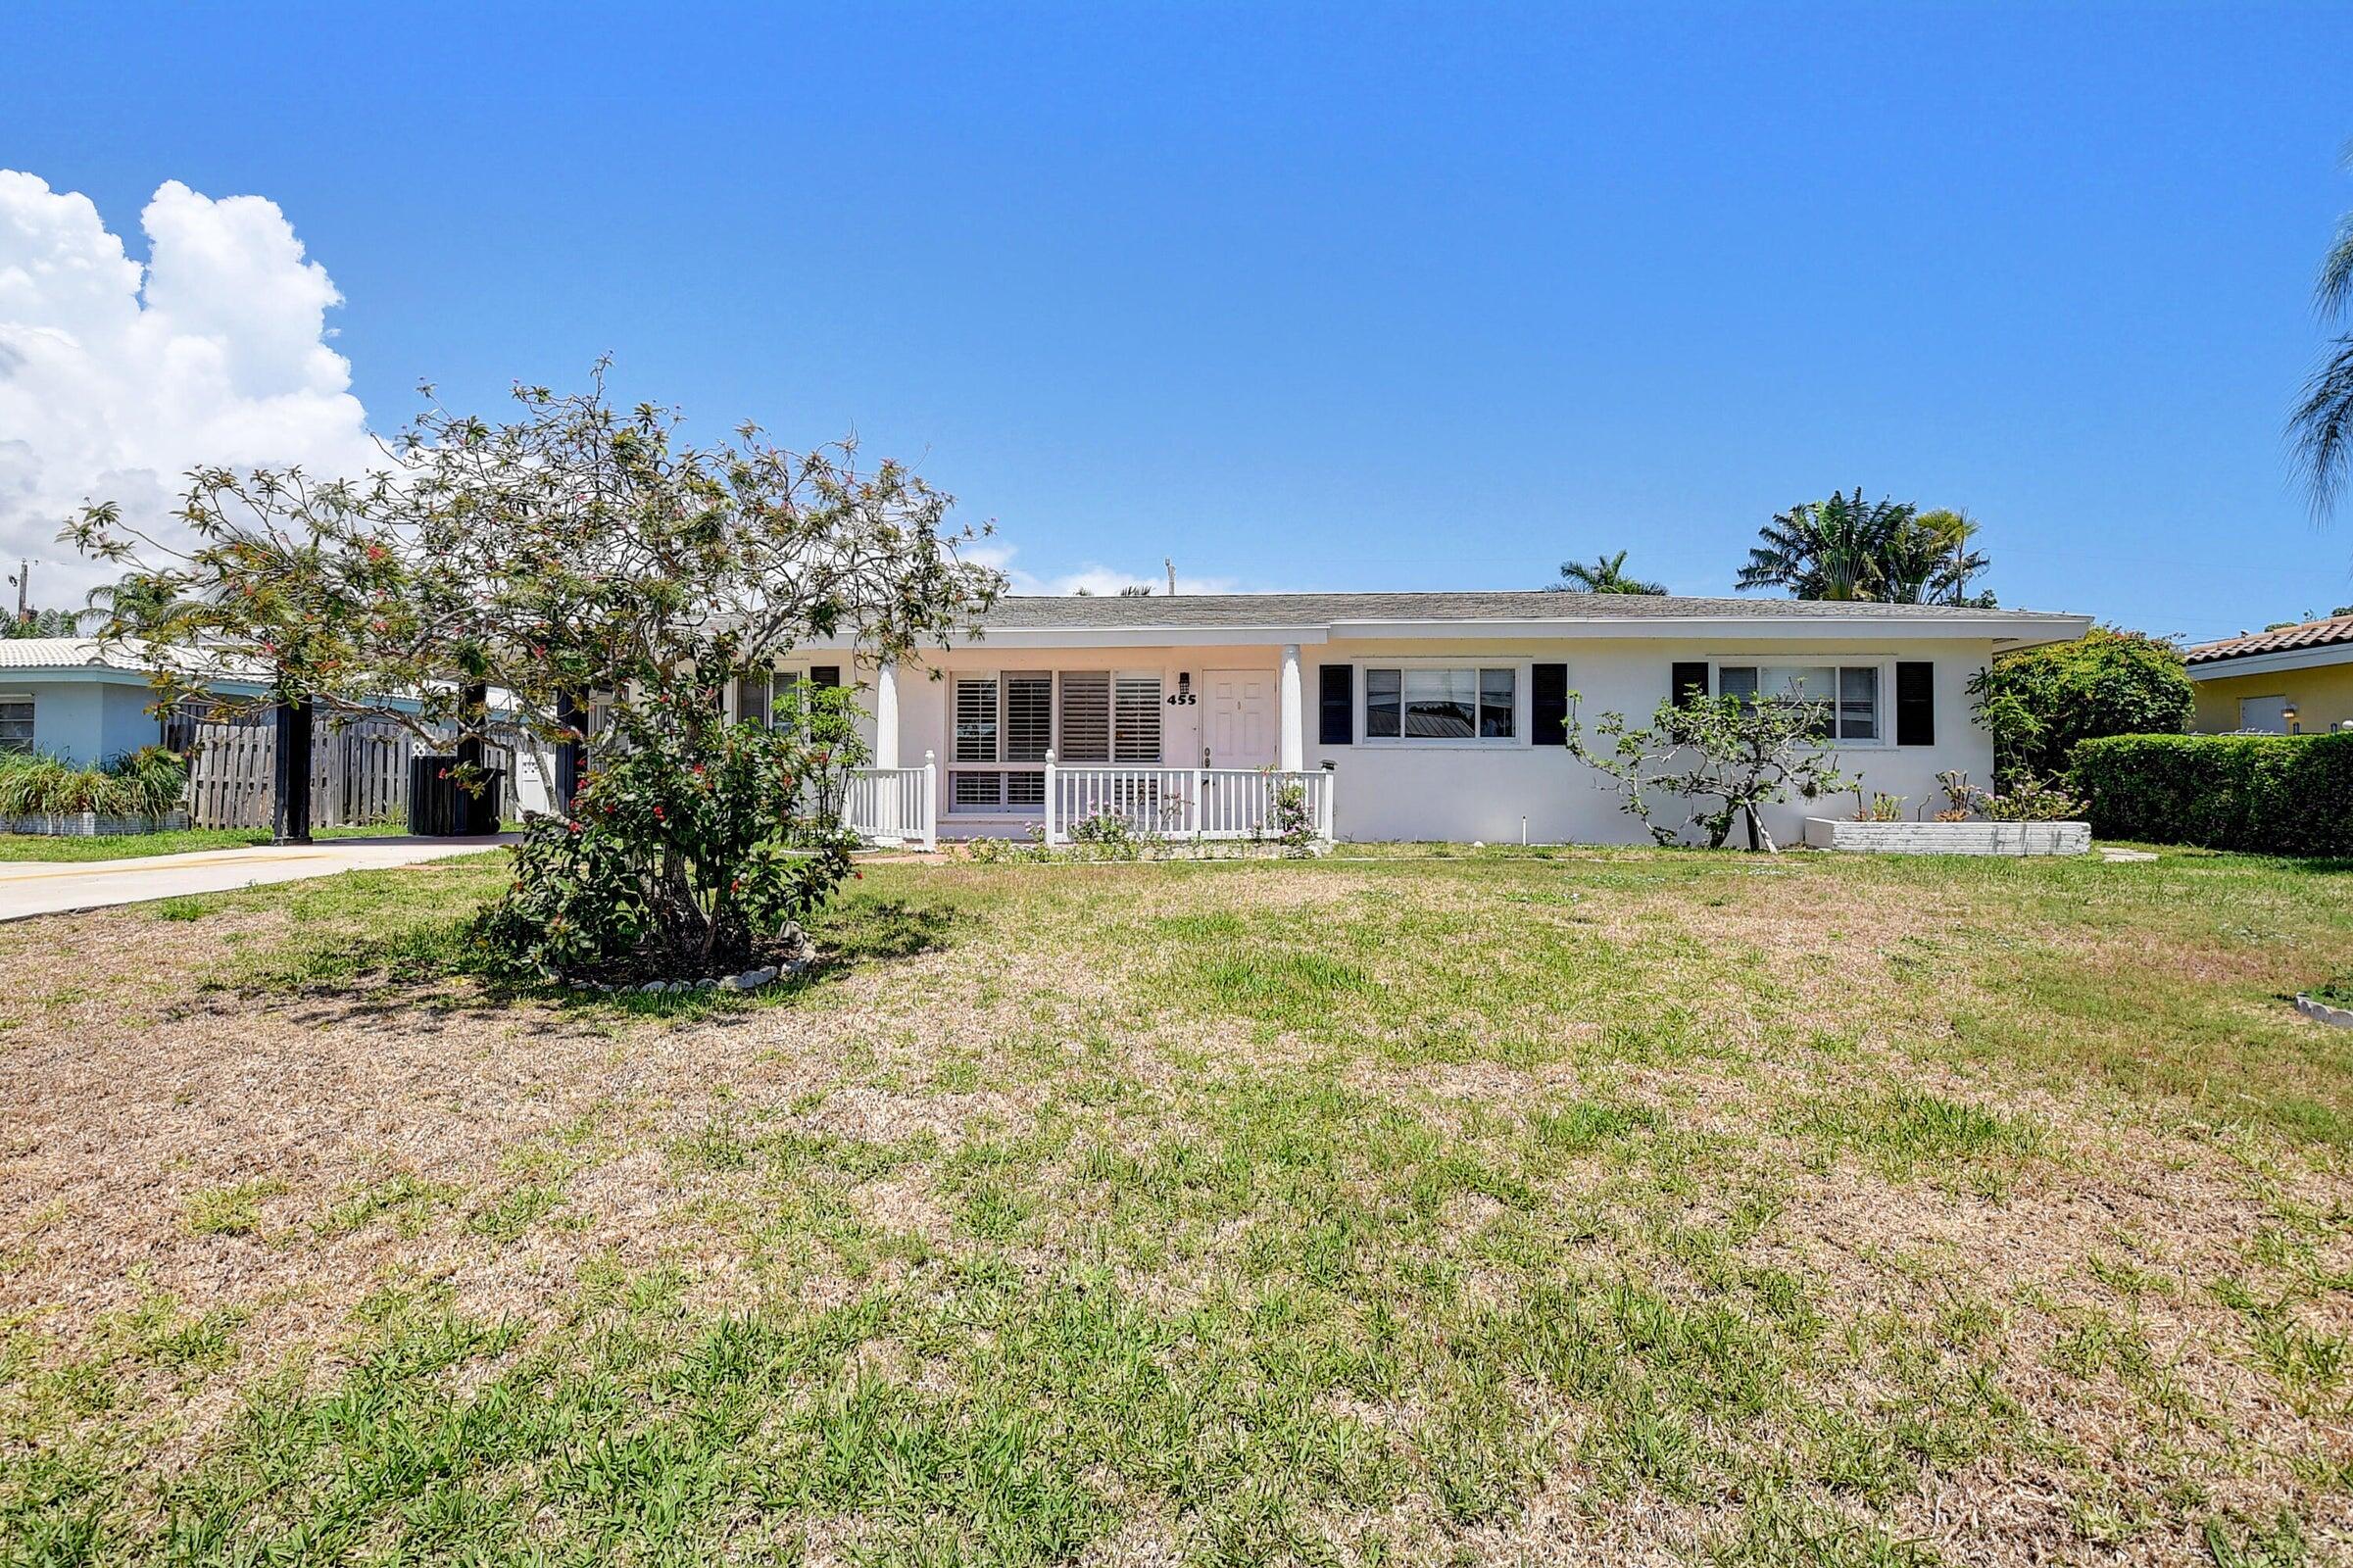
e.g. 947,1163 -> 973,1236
1738,490 -> 1894,600
1552,550 -> 1667,594
1884,508 -> 1993,606
2291,156 -> 2353,513
1738,491 -> 1991,604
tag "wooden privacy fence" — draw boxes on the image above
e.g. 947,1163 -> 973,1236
183,711 -> 523,830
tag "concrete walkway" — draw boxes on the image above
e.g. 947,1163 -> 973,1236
0,835 -> 516,922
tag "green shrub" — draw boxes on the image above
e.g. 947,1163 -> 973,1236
469,711 -> 852,982
0,747 -> 187,819
1971,627 -> 2194,781
2071,732 -> 2353,854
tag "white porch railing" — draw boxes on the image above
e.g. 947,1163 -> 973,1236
1044,756 -> 1335,845
842,754 -> 938,849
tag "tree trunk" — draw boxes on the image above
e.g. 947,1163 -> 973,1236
554,690 -> 586,810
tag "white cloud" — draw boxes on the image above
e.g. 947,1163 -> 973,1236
0,172 -> 375,604
963,540 -> 1245,598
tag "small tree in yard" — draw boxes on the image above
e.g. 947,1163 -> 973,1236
69,368 -> 1002,980
1563,693 -> 1850,852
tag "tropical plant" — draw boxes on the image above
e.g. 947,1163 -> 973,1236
773,682 -> 870,840
1270,782 -> 1318,856
2291,150 -> 2353,513
0,747 -> 187,819
1848,789 -> 1905,822
1967,626 -> 2194,782
469,716 -> 854,982
1976,772 -> 2083,823
71,366 -> 1003,978
1,609 -> 83,638
1562,692 -> 1850,852
1738,490 -> 1990,604
1932,768 -> 1977,822
1552,550 -> 1667,595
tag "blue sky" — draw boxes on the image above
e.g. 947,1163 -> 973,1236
4,2 -> 2350,639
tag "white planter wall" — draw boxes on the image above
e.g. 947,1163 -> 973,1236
2,809 -> 193,838
1802,817 -> 2090,856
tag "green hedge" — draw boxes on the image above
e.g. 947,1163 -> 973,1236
2071,732 -> 2353,855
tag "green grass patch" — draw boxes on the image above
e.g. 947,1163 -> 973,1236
181,1178 -> 289,1238
0,820 -> 417,862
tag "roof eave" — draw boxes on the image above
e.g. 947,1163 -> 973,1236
2185,641 -> 2353,680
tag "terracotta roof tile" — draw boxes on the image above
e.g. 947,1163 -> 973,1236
2184,615 -> 2353,664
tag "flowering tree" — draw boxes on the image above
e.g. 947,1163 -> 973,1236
70,367 -> 1003,975
1563,693 -> 1850,852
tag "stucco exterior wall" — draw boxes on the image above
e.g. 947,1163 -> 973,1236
889,634 -> 1998,846
6,676 -> 163,766
2191,660 -> 2353,734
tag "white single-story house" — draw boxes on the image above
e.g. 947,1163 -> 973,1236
775,592 -> 2092,846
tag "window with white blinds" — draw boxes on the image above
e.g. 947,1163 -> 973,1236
1113,675 -> 1163,762
1056,671 -> 1111,761
954,678 -> 1000,763
949,669 -> 1165,809
1005,673 -> 1053,761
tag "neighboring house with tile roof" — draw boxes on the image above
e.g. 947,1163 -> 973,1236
2184,614 -> 2353,734
775,592 -> 2091,845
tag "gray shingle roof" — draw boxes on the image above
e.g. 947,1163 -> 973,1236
969,591 -> 2082,629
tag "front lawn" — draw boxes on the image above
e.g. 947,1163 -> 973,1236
1,847 -> 2349,1564
0,820 -> 424,862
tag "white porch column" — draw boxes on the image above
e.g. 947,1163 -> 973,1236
1277,643 -> 1305,772
874,658 -> 901,770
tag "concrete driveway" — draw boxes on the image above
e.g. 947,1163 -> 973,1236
0,835 -> 515,923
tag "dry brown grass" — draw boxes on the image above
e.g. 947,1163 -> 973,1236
2,850 -> 2351,1564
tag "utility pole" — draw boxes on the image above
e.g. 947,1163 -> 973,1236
1164,557 -> 1177,597
11,561 -> 25,625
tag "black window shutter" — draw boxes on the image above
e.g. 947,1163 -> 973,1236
1318,664 -> 1352,746
1895,662 -> 1935,746
809,665 -> 843,690
1671,661 -> 1710,707
1532,662 -> 1569,746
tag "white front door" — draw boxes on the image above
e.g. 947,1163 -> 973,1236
1204,668 -> 1276,768
2240,695 -> 2289,734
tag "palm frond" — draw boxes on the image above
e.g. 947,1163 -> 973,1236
2320,212 -> 2353,321
2291,336 -> 2353,515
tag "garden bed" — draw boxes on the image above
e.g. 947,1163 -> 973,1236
1803,816 -> 2090,856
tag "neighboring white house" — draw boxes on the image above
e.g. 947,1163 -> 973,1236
766,592 -> 2091,846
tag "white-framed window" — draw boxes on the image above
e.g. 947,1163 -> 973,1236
735,668 -> 804,728
1712,661 -> 1885,745
0,695 -> 29,755
1363,664 -> 1518,744
735,663 -> 849,730
950,669 -> 1163,811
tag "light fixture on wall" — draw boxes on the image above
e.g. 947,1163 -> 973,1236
2283,701 -> 2302,734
